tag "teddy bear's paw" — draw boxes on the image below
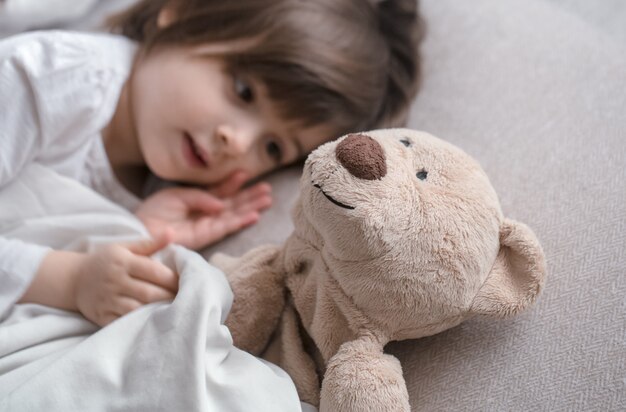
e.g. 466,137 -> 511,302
217,244 -> 286,354
320,338 -> 410,412
210,252 -> 239,274
210,244 -> 282,280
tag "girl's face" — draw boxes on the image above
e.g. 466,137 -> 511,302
129,45 -> 334,185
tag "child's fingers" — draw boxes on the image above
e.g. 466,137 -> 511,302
224,182 -> 272,210
112,296 -> 143,317
241,181 -> 272,198
227,190 -> 273,215
124,231 -> 172,256
176,188 -> 224,214
232,183 -> 272,203
123,276 -> 176,304
99,312 -> 119,327
209,170 -> 249,198
198,211 -> 260,243
128,256 -> 179,293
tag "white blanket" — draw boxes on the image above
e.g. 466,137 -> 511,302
0,164 -> 307,411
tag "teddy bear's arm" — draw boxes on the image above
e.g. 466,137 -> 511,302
320,336 -> 410,412
211,245 -> 286,355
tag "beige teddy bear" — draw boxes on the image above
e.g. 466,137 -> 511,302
212,129 -> 546,412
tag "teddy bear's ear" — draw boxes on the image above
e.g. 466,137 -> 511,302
470,218 -> 546,318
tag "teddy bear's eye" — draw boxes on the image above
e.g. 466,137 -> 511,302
416,169 -> 428,180
400,138 -> 412,147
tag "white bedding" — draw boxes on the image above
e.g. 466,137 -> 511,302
0,164 -> 306,411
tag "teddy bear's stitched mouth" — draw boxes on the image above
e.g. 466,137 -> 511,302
313,183 -> 355,210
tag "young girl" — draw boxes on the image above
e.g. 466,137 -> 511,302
0,0 -> 422,326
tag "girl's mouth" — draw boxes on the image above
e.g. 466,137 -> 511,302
183,132 -> 209,168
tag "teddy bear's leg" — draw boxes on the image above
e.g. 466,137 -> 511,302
320,336 -> 410,412
211,245 -> 286,355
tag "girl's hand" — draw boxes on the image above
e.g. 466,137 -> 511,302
135,172 -> 272,250
74,234 -> 178,326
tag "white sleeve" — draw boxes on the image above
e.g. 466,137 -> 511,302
0,34 -> 62,317
0,237 -> 50,319
0,32 -> 136,315
0,34 -> 44,189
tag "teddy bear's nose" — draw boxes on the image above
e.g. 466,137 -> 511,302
335,134 -> 387,180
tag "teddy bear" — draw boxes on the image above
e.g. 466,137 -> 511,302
211,129 -> 546,412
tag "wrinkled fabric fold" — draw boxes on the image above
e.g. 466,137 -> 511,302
0,163 -> 303,412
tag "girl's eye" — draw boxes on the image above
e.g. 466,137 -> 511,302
400,138 -> 411,147
416,169 -> 428,180
234,77 -> 254,103
266,140 -> 282,163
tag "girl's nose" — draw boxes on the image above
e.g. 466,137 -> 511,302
216,124 -> 253,156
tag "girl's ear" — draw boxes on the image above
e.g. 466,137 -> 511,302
470,219 -> 547,318
157,5 -> 177,28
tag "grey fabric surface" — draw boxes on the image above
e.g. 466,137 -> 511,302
206,0 -> 626,410
544,0 -> 626,47
394,0 -> 626,410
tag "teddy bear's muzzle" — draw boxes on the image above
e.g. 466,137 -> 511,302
336,133 -> 387,180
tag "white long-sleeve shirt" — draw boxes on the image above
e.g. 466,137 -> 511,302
0,30 -> 139,316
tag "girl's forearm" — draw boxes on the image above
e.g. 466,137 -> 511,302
18,250 -> 84,311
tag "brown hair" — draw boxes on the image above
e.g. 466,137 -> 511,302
109,0 -> 423,139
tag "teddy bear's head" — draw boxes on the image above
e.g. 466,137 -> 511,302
294,129 -> 545,343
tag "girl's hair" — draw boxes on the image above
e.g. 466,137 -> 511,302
109,0 -> 423,137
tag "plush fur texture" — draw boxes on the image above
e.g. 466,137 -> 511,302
211,129 -> 547,411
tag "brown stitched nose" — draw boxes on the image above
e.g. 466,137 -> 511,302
335,133 -> 387,180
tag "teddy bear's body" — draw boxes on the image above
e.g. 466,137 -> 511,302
212,129 -> 546,412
